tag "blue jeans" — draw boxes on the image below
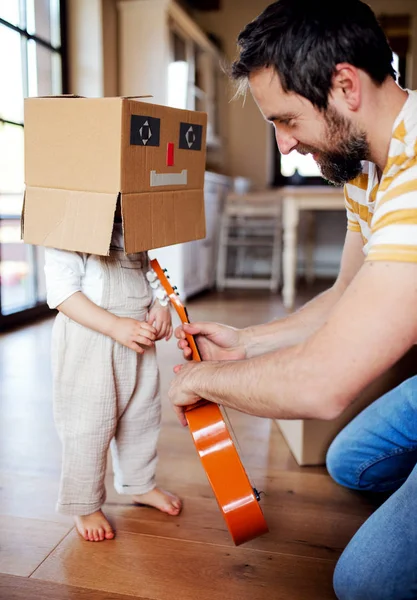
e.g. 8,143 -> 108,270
326,375 -> 417,600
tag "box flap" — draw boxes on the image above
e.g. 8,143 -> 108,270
122,189 -> 205,253
121,95 -> 153,100
23,187 -> 118,255
20,192 -> 26,240
35,94 -> 85,98
24,97 -> 123,193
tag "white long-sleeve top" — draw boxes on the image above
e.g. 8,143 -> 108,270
44,224 -> 151,309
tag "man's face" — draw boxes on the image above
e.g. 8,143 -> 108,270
248,67 -> 369,185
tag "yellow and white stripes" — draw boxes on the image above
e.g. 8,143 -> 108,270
344,90 -> 417,263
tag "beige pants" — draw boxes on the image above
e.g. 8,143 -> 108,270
51,250 -> 161,516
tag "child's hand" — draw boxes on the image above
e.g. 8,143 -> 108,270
148,301 -> 173,341
110,317 -> 157,353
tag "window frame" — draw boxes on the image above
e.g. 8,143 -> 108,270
0,0 -> 68,330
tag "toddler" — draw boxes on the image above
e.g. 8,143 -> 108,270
44,211 -> 181,542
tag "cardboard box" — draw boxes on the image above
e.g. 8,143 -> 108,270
22,96 -> 207,255
276,346 -> 417,465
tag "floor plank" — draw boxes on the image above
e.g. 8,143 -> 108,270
103,490 -> 364,561
0,472 -> 72,524
31,529 -> 337,600
0,516 -> 72,577
0,574 -> 149,600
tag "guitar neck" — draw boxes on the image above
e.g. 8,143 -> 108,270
178,306 -> 202,363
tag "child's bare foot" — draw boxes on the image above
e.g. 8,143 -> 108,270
74,509 -> 115,542
133,488 -> 182,516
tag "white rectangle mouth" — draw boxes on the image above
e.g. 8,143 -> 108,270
150,169 -> 188,187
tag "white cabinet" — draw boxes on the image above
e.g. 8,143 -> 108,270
149,172 -> 231,299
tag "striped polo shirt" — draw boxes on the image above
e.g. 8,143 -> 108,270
344,89 -> 417,262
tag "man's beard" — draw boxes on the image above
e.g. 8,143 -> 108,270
298,107 -> 370,186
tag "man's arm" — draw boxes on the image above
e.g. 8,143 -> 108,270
176,230 -> 365,362
170,259 -> 417,425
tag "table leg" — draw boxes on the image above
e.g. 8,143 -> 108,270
282,198 -> 299,309
305,210 -> 316,285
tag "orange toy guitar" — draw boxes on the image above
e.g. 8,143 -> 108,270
149,258 -> 268,545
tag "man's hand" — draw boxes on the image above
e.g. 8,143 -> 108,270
110,317 -> 156,353
175,322 -> 246,362
169,362 -> 206,426
148,301 -> 173,341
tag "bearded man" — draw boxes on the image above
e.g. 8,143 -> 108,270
169,2 -> 417,597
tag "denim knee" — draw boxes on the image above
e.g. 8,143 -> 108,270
333,546 -> 414,600
326,432 -> 359,490
334,552 -> 371,600
333,553 -> 360,600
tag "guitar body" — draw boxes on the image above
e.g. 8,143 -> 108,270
149,259 -> 268,545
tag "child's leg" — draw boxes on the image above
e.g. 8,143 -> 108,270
52,315 -> 117,531
110,345 -> 181,515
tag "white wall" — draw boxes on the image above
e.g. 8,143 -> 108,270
67,0 -> 104,96
67,0 -> 118,97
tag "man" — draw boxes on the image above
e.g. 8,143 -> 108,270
169,1 -> 417,598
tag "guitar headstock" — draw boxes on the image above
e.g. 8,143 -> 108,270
148,259 -> 201,362
148,259 -> 189,324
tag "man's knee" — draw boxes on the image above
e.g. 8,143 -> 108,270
333,541 -> 414,600
333,551 -> 362,600
326,429 -> 360,490
333,551 -> 373,600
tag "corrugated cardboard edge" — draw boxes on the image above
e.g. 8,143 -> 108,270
20,193 -> 26,241
23,187 -> 118,255
30,94 -> 153,100
122,189 -> 205,253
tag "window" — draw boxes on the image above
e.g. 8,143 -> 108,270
0,0 -> 66,325
168,22 -> 220,146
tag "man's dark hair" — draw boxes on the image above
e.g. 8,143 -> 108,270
231,0 -> 395,110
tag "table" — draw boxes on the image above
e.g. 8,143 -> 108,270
281,186 -> 345,309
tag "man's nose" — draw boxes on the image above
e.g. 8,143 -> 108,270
275,129 -> 298,155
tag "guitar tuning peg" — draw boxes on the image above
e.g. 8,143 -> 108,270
163,268 -> 168,273
146,269 -> 157,283
156,288 -> 168,300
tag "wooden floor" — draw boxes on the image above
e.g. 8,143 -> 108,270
0,285 -> 381,599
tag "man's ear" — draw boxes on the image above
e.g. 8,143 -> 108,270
330,63 -> 361,112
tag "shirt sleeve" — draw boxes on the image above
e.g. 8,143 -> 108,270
44,247 -> 86,309
344,185 -> 361,233
366,163 -> 417,263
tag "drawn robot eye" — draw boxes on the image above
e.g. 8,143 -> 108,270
179,122 -> 203,151
130,115 -> 161,147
